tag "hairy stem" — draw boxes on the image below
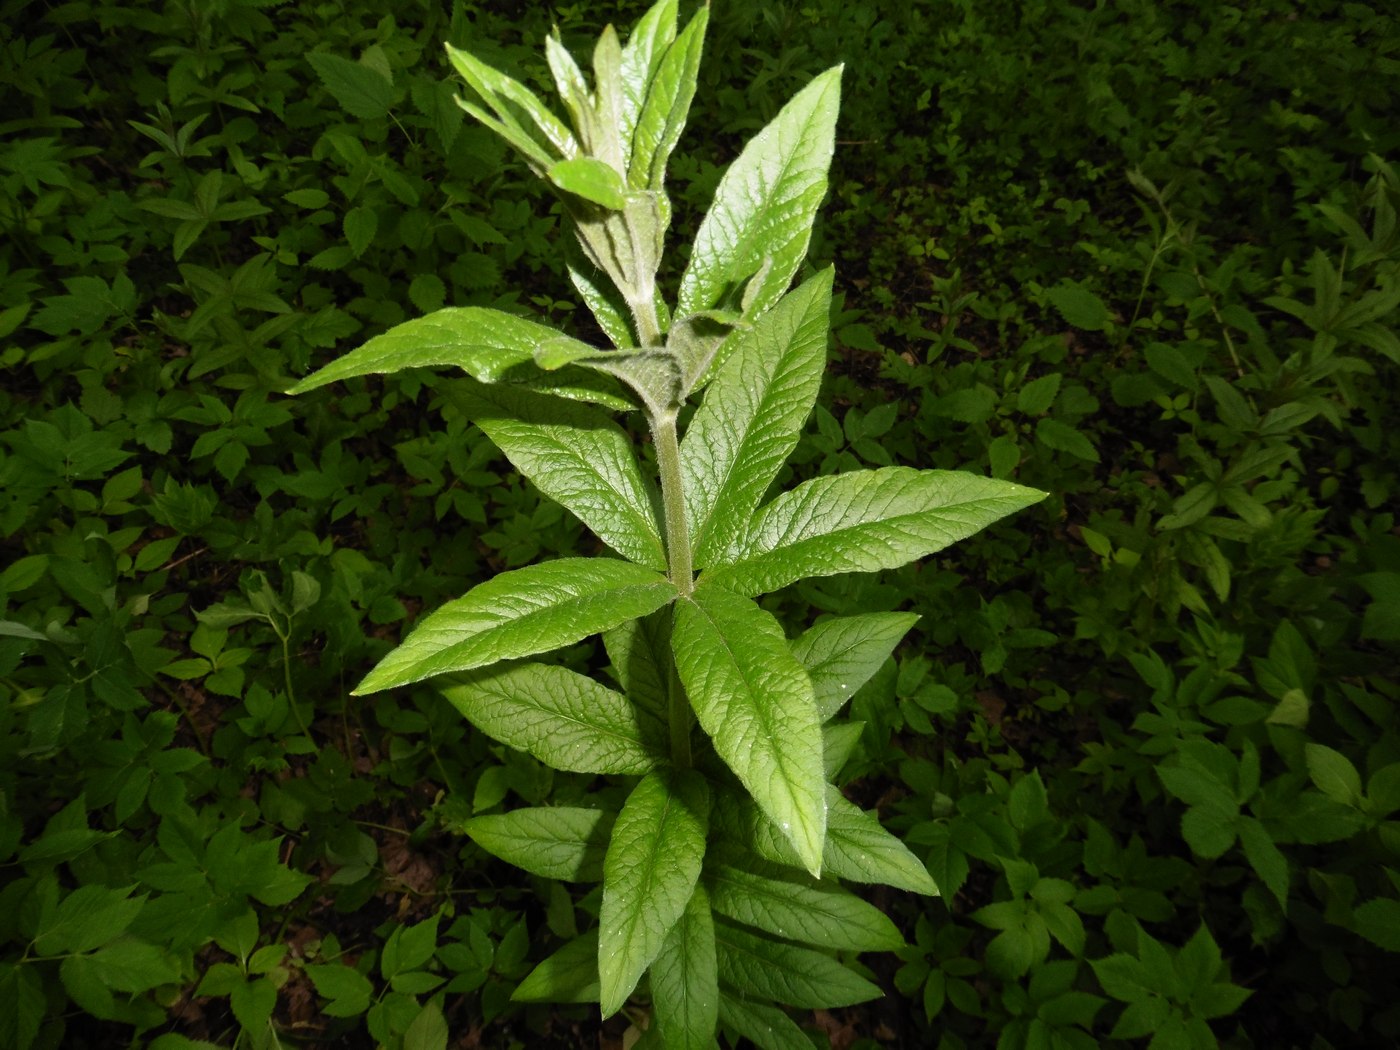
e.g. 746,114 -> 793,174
650,410 -> 693,596
650,408 -> 694,766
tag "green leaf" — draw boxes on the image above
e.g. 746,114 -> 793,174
403,1001 -> 448,1050
629,5 -> 707,190
307,52 -> 394,120
681,270 -> 832,564
1035,418 -> 1100,463
1238,817 -> 1289,907
60,955 -> 117,1020
603,610 -> 671,725
1016,373 -> 1062,415
678,66 -> 842,321
1091,953 -> 1152,1004
443,381 -> 667,570
514,930 -> 600,1002
409,274 -> 447,314
86,939 -> 180,992
1045,281 -> 1112,332
354,559 -> 675,693
599,769 -> 710,1017
568,257 -> 635,348
707,856 -> 904,951
549,157 -> 629,210
230,977 -> 277,1035
344,205 -> 377,256
747,791 -> 938,895
445,43 -> 576,168
718,993 -> 811,1050
0,554 -> 48,593
35,884 -> 144,955
672,586 -> 826,875
0,962 -> 44,1050
284,188 -> 330,209
1352,897 -> 1400,952
617,0 -> 676,144
703,467 -> 1045,597
462,806 -> 613,881
651,884 -> 719,1050
790,612 -> 919,721
382,915 -> 439,978
306,964 -> 374,1018
714,920 -> 881,1008
440,662 -> 660,774
286,307 -> 627,408
1180,806 -> 1239,859
1304,743 -> 1363,807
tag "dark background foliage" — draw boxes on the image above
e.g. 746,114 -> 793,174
1,0 -> 1398,1047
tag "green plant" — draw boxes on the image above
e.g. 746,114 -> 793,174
287,1 -> 1044,1043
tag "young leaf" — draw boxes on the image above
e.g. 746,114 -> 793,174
747,791 -> 939,896
599,769 -> 710,1017
463,807 -> 613,881
681,270 -> 832,564
629,5 -> 707,191
650,884 -> 719,1050
677,66 -> 841,323
514,930 -> 601,1003
444,43 -> 577,165
354,559 -> 676,693
790,612 -> 920,721
707,856 -> 904,952
440,662 -> 661,774
544,33 -> 593,143
443,381 -> 667,571
714,920 -> 881,1008
549,157 -> 629,211
672,586 -> 826,875
703,468 -> 1046,597
285,307 -> 628,408
618,0 -> 676,161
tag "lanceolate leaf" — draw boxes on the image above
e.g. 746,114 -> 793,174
568,258 -> 635,348
603,610 -> 671,728
549,156 -> 629,210
440,662 -> 660,774
717,993 -> 811,1050
629,5 -> 707,191
462,807 -> 613,881
443,381 -> 667,570
599,769 -> 710,1017
707,857 -> 904,952
748,790 -> 939,896
444,43 -> 577,164
514,931 -> 600,1002
791,612 -> 920,721
618,0 -> 677,174
285,307 -> 629,408
677,66 -> 841,322
354,559 -> 675,693
704,467 -> 1046,597
681,271 -> 832,566
714,920 -> 881,1008
672,586 -> 825,875
650,884 -> 719,1050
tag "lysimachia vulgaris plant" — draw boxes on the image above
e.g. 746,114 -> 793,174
288,2 -> 1045,1045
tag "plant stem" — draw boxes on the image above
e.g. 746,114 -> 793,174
650,408 -> 694,767
650,410 -> 693,597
